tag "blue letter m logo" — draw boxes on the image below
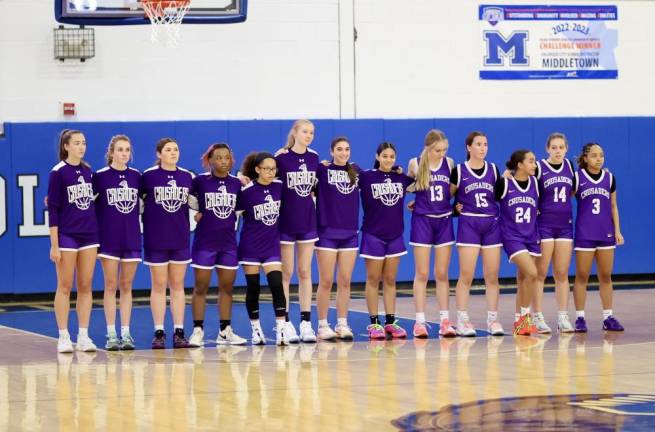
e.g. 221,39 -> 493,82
483,31 -> 529,66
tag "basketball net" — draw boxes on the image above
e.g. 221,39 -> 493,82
141,0 -> 191,46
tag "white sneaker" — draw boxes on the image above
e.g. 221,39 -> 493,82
75,335 -> 97,352
534,318 -> 552,334
285,321 -> 300,343
456,320 -> 477,337
251,325 -> 266,345
276,323 -> 290,346
299,321 -> 317,343
558,315 -> 575,333
317,324 -> 337,341
188,327 -> 205,347
216,326 -> 247,345
57,335 -> 74,353
335,323 -> 354,341
487,320 -> 505,336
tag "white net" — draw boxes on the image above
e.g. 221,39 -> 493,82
141,0 -> 191,46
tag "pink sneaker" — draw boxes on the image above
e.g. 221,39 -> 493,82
367,324 -> 386,340
438,319 -> 457,337
384,321 -> 407,339
413,322 -> 429,339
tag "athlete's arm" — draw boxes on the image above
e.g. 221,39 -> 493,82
49,226 -> 60,264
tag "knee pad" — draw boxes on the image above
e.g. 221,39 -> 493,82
266,270 -> 287,317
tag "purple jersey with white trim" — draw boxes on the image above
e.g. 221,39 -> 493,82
47,161 -> 97,234
236,180 -> 283,255
191,172 -> 240,252
413,156 -> 453,216
536,159 -> 574,228
316,163 -> 360,233
141,166 -> 193,250
499,177 -> 539,242
575,169 -> 615,242
455,161 -> 499,217
359,169 -> 414,240
92,166 -> 141,251
275,148 -> 318,234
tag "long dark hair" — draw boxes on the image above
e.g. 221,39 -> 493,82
57,129 -> 90,168
331,136 -> 357,185
373,142 -> 397,169
155,137 -> 177,165
465,131 -> 486,161
506,149 -> 532,172
241,152 -> 275,180
577,142 -> 601,169
201,142 -> 233,171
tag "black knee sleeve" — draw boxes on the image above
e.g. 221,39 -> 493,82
245,274 -> 261,320
266,270 -> 287,318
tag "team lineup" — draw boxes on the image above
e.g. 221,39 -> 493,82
47,120 -> 625,353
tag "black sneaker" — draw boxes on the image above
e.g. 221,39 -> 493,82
173,329 -> 191,348
152,330 -> 166,349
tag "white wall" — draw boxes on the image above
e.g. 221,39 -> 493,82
1,0 -> 654,124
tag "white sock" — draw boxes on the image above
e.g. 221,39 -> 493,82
514,313 -> 521,323
602,309 -> 613,320
439,310 -> 449,321
533,312 -> 544,321
558,311 -> 568,320
576,310 -> 585,318
415,312 -> 426,324
78,328 -> 88,338
318,319 -> 329,327
276,319 -> 286,329
59,329 -> 70,339
337,317 -> 348,326
107,325 -> 117,336
154,325 -> 164,332
174,324 -> 183,331
457,310 -> 469,322
250,320 -> 261,329
520,307 -> 530,316
487,310 -> 498,323
121,326 -> 130,336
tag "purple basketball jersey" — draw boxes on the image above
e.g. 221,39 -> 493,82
191,172 -> 240,252
575,169 -> 615,242
316,163 -> 360,233
47,161 -> 98,234
275,148 -> 318,235
236,180 -> 283,258
536,159 -> 574,228
454,161 -> 499,217
499,177 -> 540,243
92,166 -> 141,251
359,169 -> 414,241
413,156 -> 453,216
140,166 -> 194,250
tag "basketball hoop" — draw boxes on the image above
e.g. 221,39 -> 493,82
140,0 -> 191,46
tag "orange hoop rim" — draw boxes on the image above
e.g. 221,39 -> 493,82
140,0 -> 191,8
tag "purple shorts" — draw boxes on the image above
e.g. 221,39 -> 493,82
143,247 -> 191,266
409,213 -> 455,248
539,225 -> 574,242
280,231 -> 319,245
58,232 -> 99,252
191,249 -> 239,270
456,215 -> 502,248
503,239 -> 542,262
360,232 -> 407,260
238,255 -> 282,267
316,227 -> 358,251
98,249 -> 142,262
574,239 -> 616,251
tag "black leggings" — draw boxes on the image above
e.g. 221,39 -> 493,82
245,270 -> 287,320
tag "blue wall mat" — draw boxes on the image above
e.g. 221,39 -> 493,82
1,118 -> 654,294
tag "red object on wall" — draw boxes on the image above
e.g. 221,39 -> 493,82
63,102 -> 75,116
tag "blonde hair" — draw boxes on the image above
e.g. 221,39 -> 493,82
284,119 -> 314,150
415,129 -> 447,191
105,134 -> 132,165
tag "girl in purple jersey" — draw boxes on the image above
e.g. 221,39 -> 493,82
533,133 -> 576,334
275,119 -> 319,343
141,138 -> 195,349
315,137 -> 359,341
237,152 -> 289,346
450,131 -> 505,337
407,130 -> 456,338
48,129 -> 99,353
93,135 -> 141,351
188,143 -> 247,347
572,143 -> 625,333
498,150 -> 541,336
359,142 -> 414,340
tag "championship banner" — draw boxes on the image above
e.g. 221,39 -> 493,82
479,4 -> 618,80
